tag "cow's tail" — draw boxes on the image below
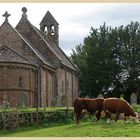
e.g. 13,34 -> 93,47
73,98 -> 78,122
102,99 -> 107,117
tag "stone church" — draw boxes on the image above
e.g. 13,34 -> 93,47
0,7 -> 79,107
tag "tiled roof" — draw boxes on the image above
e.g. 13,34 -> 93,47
2,20 -> 54,69
15,13 -> 78,72
17,32 -> 54,68
37,29 -> 78,71
16,18 -> 61,69
0,44 -> 34,65
16,18 -> 77,71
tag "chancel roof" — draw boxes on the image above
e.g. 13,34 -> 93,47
0,44 -> 34,65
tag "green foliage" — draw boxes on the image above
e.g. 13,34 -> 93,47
1,109 -> 19,130
44,110 -> 73,124
0,107 -> 74,130
70,21 -> 140,100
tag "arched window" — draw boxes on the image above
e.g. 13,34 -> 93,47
44,26 -> 48,35
18,76 -> 27,106
19,77 -> 24,88
51,25 -> 55,36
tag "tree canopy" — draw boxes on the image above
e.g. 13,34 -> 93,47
70,22 -> 140,102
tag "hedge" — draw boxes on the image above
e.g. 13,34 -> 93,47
0,108 -> 74,130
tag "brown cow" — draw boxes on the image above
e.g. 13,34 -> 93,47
103,97 -> 139,123
73,98 -> 104,124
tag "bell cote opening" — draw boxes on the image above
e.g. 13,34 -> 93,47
40,11 -> 59,46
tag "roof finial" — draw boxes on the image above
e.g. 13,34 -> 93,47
2,11 -> 11,22
22,7 -> 27,18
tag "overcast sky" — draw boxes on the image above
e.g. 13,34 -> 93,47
0,3 -> 140,56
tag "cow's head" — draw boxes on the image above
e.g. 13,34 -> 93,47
131,112 -> 139,123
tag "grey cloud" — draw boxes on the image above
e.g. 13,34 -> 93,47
68,4 -> 140,29
59,39 -> 83,56
59,4 -> 140,55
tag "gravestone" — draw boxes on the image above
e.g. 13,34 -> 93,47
97,93 -> 104,98
130,92 -> 137,105
56,95 -> 61,107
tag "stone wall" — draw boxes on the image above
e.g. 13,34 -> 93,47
40,66 -> 79,107
47,70 -> 54,107
66,70 -> 72,106
40,67 -> 47,107
56,67 -> 79,107
57,68 -> 65,97
73,74 -> 79,100
0,63 -> 36,107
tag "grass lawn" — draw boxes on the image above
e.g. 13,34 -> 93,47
0,119 -> 140,137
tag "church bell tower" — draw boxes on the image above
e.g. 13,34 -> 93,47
40,11 -> 59,46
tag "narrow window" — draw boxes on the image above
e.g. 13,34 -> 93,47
18,76 -> 27,106
62,80 -> 64,93
19,77 -> 24,88
44,26 -> 48,35
51,25 -> 55,36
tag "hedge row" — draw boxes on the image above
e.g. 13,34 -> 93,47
0,109 -> 74,130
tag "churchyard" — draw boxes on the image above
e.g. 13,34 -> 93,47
0,93 -> 139,136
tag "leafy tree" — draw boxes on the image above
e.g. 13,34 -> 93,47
113,22 -> 140,101
70,22 -> 140,102
71,44 -> 88,97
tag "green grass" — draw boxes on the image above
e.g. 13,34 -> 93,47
0,105 -> 139,137
0,119 -> 140,137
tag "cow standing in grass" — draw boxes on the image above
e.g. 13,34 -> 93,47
73,98 -> 104,124
103,98 -> 139,123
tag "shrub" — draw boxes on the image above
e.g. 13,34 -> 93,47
43,110 -> 73,124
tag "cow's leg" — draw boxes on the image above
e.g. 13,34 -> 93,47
89,113 -> 92,120
124,115 -> 128,124
104,109 -> 108,123
96,111 -> 101,121
75,110 -> 82,125
87,112 -> 92,120
106,112 -> 111,124
115,113 -> 120,122
76,113 -> 80,125
104,107 -> 110,124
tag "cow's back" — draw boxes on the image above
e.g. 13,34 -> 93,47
104,98 -> 134,114
84,98 -> 104,113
